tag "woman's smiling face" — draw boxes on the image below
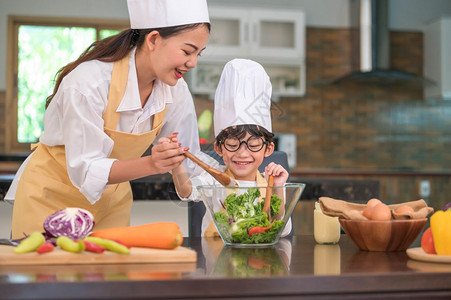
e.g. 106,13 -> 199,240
215,132 -> 274,181
148,24 -> 210,86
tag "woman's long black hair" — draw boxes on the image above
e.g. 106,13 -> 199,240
45,23 -> 210,108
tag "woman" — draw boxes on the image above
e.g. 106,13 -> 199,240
8,0 -> 210,239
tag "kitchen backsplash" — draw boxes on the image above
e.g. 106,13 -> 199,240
192,28 -> 451,172
0,28 -> 449,208
0,28 -> 449,172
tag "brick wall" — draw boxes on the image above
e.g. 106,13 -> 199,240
193,28 -> 451,172
190,28 -> 451,207
1,28 -> 450,206
391,31 -> 423,75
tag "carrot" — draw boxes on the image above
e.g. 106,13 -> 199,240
89,222 -> 183,249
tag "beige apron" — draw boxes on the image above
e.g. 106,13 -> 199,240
204,170 -> 268,237
11,54 -> 167,239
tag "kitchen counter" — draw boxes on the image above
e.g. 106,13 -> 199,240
0,174 -> 181,201
0,153 -> 380,202
1,235 -> 450,299
1,173 -> 380,202
291,169 -> 451,176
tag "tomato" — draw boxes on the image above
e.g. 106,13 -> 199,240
248,225 -> 271,236
248,256 -> 271,269
421,227 -> 437,254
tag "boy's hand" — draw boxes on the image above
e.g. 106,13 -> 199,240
264,162 -> 288,186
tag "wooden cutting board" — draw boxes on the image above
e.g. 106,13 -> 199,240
0,245 -> 196,265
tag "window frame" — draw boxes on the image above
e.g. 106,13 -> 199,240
5,15 -> 128,153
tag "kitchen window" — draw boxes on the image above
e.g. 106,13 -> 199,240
5,16 -> 127,153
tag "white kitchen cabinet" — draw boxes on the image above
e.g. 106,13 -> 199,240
189,6 -> 306,99
250,8 -> 305,59
204,7 -> 305,60
190,61 -> 305,100
201,8 -> 249,58
424,17 -> 451,100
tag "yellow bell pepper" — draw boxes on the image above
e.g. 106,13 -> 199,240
430,210 -> 451,256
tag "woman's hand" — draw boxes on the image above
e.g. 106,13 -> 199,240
160,133 -> 193,198
150,132 -> 187,174
264,162 -> 288,186
108,132 -> 188,184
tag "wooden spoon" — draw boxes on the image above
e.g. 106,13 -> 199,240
262,175 -> 274,222
183,151 -> 237,187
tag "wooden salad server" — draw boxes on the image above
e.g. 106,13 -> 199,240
262,175 -> 274,222
183,151 -> 238,187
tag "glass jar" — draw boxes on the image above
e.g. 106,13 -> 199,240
314,202 -> 341,244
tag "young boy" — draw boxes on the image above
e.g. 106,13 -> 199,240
168,59 -> 290,237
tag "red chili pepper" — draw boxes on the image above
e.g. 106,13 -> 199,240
83,240 -> 106,253
36,241 -> 54,254
248,225 -> 272,236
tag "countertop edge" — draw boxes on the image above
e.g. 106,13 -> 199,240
291,169 -> 451,176
1,272 -> 450,299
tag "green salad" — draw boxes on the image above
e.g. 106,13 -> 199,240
213,188 -> 285,244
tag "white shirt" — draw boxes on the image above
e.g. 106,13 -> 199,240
6,48 -> 203,204
177,166 -> 292,237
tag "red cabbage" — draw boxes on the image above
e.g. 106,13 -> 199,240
43,207 -> 95,240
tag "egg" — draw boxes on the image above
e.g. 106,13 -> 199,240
362,206 -> 373,219
367,198 -> 382,209
370,203 -> 392,221
362,198 -> 382,219
394,205 -> 414,214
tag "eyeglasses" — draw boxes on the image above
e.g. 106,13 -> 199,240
220,136 -> 269,152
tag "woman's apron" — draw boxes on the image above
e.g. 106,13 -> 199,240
204,170 -> 268,237
11,54 -> 166,239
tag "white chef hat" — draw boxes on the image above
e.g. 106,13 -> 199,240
127,0 -> 210,29
214,59 -> 272,137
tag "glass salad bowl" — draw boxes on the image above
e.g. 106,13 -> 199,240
213,244 -> 289,277
197,183 -> 305,247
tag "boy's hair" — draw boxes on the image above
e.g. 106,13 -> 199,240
215,124 -> 274,144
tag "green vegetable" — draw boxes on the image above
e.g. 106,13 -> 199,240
56,236 -> 85,253
213,188 -> 285,244
13,232 -> 46,254
84,236 -> 130,254
197,109 -> 213,139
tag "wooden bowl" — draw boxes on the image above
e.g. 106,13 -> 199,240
339,218 -> 427,251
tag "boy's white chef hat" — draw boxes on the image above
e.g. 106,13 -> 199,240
214,59 -> 272,137
127,0 -> 210,29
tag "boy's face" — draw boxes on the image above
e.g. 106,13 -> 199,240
214,132 -> 274,181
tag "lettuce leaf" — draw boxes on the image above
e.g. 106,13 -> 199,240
213,188 -> 285,244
